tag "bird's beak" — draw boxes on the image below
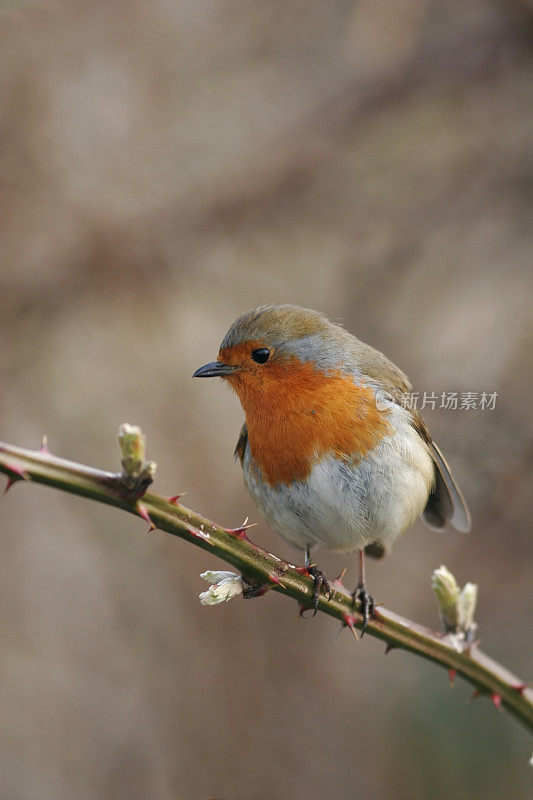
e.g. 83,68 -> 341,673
192,361 -> 236,378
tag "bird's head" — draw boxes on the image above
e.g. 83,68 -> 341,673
193,305 -> 348,406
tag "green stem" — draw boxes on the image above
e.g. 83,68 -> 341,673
0,440 -> 531,732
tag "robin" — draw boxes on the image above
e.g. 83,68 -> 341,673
193,305 -> 470,629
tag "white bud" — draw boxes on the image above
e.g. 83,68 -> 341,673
199,571 -> 243,605
118,423 -> 145,468
458,582 -> 478,637
431,565 -> 460,632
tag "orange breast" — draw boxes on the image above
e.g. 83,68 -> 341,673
226,356 -> 392,486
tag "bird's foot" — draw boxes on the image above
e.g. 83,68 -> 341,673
296,564 -> 333,616
352,582 -> 376,635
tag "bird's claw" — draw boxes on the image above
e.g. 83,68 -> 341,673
352,582 -> 376,635
306,564 -> 333,615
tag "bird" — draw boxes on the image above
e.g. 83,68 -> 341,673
193,304 -> 471,629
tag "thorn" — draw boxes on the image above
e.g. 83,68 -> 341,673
448,669 -> 457,687
511,682 -> 529,694
268,573 -> 285,587
491,693 -> 502,711
228,517 -> 258,540
342,613 -> 359,641
384,643 -> 397,655
333,624 -> 344,644
3,476 -> 18,495
232,528 -> 250,541
469,689 -> 480,702
39,434 -> 50,453
297,600 -> 318,619
3,463 -> 29,493
137,502 -> 155,530
168,494 -> 185,505
330,566 -> 347,593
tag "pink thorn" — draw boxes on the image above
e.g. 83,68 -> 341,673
168,495 -> 183,505
137,502 -> 154,528
297,601 -> 316,619
448,669 -> 457,687
342,613 -> 359,640
227,517 -> 257,541
39,435 -> 50,454
330,567 -> 347,592
3,476 -> 19,495
232,528 -> 251,541
3,464 -> 29,494
511,682 -> 528,694
2,478 -> 15,497
491,693 -> 502,711
469,689 -> 480,701
297,603 -> 307,618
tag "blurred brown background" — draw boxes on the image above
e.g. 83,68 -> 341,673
1,1 -> 532,799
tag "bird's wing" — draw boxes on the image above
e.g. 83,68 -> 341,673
411,413 -> 471,533
357,343 -> 471,534
423,438 -> 471,532
234,423 -> 248,465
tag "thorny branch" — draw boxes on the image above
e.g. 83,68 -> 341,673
0,432 -> 531,733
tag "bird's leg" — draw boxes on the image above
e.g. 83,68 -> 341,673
352,549 -> 375,635
297,546 -> 333,616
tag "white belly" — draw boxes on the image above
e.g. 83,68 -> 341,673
242,411 -> 434,553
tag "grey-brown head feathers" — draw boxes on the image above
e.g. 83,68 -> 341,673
219,304 -> 364,374
220,305 -> 332,350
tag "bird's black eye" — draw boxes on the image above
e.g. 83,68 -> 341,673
251,348 -> 271,364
